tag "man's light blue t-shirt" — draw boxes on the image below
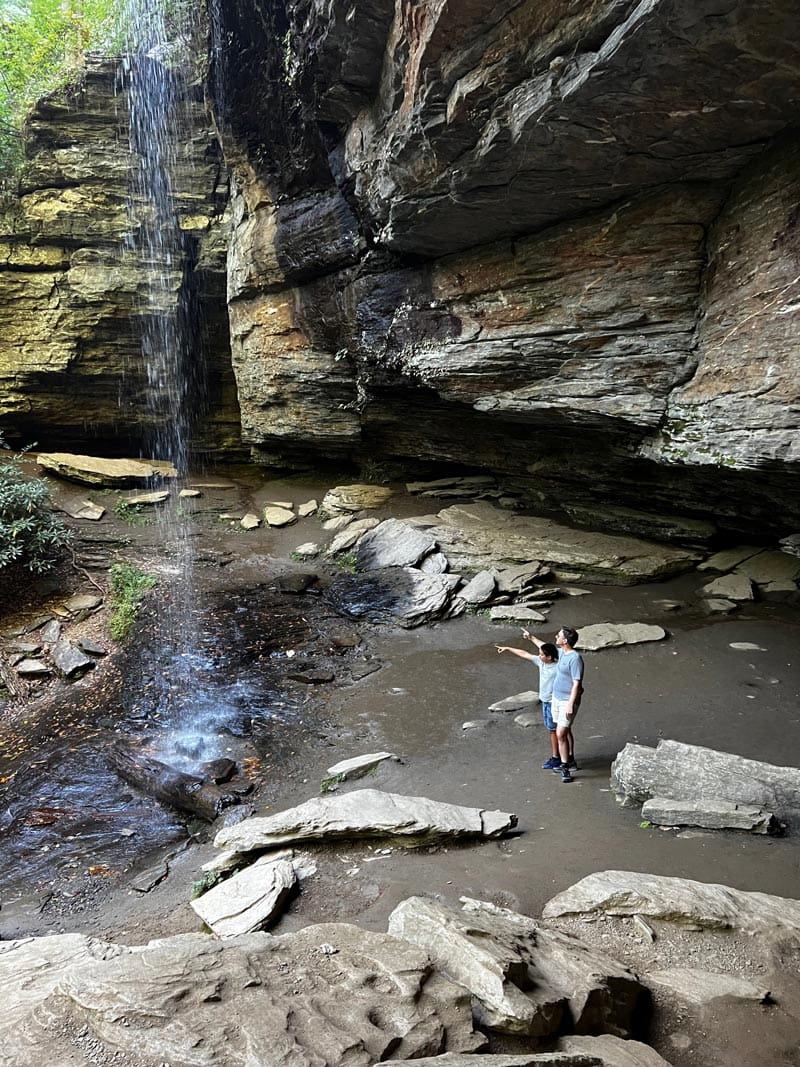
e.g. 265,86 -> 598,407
552,649 -> 584,700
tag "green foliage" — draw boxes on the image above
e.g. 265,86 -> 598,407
108,561 -> 157,641
113,498 -> 151,526
639,820 -> 652,829
0,0 -> 126,182
190,871 -> 221,899
333,551 -> 357,573
320,772 -> 345,794
0,449 -> 72,573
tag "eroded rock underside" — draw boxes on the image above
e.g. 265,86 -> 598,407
3,0 -> 800,535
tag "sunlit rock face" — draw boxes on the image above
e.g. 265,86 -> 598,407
217,0 -> 800,533
0,56 -> 240,460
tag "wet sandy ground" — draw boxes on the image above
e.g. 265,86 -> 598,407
275,584 -> 800,933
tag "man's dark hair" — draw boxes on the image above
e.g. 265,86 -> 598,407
561,627 -> 579,647
540,642 -> 559,660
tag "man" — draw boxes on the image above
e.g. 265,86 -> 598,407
551,626 -> 584,783
496,632 -> 560,768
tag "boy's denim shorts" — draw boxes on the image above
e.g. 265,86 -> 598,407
541,700 -> 555,731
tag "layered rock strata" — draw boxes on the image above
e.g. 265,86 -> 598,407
0,55 -> 240,460
217,0 -> 800,533
2,1 -> 799,535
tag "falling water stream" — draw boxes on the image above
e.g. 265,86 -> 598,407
122,0 -> 216,770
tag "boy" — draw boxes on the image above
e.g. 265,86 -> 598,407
495,631 -> 561,769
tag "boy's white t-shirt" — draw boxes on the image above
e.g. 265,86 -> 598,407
536,659 -> 558,702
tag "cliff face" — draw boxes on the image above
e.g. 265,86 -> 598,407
0,55 -> 241,459
216,0 -> 800,534
1,1 -> 798,536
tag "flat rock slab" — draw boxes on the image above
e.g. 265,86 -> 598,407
35,452 -> 177,486
52,640 -> 95,677
75,638 -> 107,656
610,739 -> 800,823
121,490 -> 170,505
321,483 -> 394,516
489,605 -> 548,623
385,1054 -> 606,1066
577,623 -> 666,650
263,506 -> 296,527
214,788 -> 517,853
356,518 -> 438,570
326,516 -> 381,554
59,498 -> 105,520
542,870 -> 800,936
241,513 -> 261,529
735,549 -> 800,585
63,594 -> 102,613
489,691 -> 539,712
514,712 -> 539,728
323,514 -> 355,530
16,659 -> 51,676
494,562 -> 550,593
0,924 -> 480,1066
326,567 -> 457,627
190,855 -> 296,937
697,546 -> 762,572
421,502 -> 700,585
558,1035 -> 675,1067
325,752 -> 399,781
40,620 -> 62,643
703,598 -> 738,613
645,967 -> 770,1006
293,541 -> 320,557
641,796 -> 780,834
388,896 -> 643,1038
298,499 -> 317,516
460,570 -> 497,604
701,574 -> 754,600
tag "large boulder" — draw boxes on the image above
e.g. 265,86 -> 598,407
0,925 -> 481,1066
418,503 -> 700,586
214,789 -> 517,853
611,740 -> 800,824
388,896 -> 645,1038
326,567 -> 460,627
35,453 -> 176,487
542,870 -> 800,936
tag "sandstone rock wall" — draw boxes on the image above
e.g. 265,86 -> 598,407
215,0 -> 800,533
0,55 -> 241,460
2,1 -> 799,535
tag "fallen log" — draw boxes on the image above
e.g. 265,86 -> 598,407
109,743 -> 241,822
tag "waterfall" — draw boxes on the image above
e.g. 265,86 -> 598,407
121,0 -> 213,768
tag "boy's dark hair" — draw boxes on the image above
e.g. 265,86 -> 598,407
540,642 -> 559,660
561,627 -> 579,647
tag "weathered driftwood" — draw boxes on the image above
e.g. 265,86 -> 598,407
109,744 -> 240,822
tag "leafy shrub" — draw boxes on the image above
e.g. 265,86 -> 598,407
0,450 -> 72,572
0,0 -> 126,182
108,561 -> 157,641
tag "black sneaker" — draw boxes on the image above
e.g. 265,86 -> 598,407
561,767 -> 574,783
567,758 -> 578,770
